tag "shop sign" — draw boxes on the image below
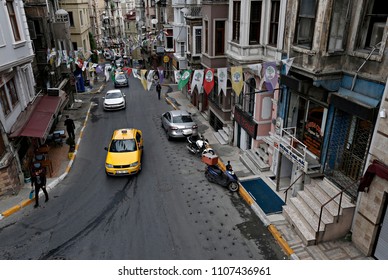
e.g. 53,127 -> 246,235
234,106 -> 257,138
279,142 -> 307,171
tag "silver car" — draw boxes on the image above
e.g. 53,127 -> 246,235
103,89 -> 126,111
161,110 -> 198,140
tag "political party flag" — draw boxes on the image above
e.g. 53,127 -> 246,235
203,68 -> 215,95
82,61 -> 88,71
191,70 -> 204,92
178,70 -> 192,90
147,70 -> 155,91
231,66 -> 243,96
158,69 -> 164,85
140,70 -> 148,90
282,57 -> 294,75
132,69 -> 141,79
263,61 -> 278,92
123,67 -> 132,76
217,68 -> 227,96
174,71 -> 182,84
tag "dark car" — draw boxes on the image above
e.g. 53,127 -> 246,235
114,72 -> 129,88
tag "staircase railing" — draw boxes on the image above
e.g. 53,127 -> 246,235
283,172 -> 304,203
316,179 -> 360,241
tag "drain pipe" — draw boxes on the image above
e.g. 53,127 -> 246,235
351,41 -> 382,91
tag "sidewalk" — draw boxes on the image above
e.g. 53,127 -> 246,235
0,82 -> 372,260
164,88 -> 372,261
0,78 -> 105,219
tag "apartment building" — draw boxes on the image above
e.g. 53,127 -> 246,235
0,0 -> 37,195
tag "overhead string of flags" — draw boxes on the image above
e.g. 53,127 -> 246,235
123,57 -> 295,96
45,46 -> 295,96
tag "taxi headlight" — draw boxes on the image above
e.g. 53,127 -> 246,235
105,163 -> 113,168
129,161 -> 138,167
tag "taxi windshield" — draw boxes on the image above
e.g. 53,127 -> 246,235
109,139 -> 137,152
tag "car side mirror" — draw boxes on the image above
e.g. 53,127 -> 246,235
104,147 -> 108,151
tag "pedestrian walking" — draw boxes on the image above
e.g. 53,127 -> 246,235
64,115 -> 75,139
156,83 -> 162,100
31,165 -> 49,208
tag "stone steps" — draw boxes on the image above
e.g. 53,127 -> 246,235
283,178 -> 356,245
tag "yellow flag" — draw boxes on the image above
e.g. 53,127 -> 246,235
140,70 -> 148,90
231,66 -> 243,96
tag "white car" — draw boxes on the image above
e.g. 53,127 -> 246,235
103,89 -> 126,111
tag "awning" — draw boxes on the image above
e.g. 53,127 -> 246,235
10,95 -> 63,140
329,87 -> 380,121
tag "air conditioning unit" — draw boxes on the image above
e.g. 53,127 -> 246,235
47,88 -> 60,96
370,22 -> 385,47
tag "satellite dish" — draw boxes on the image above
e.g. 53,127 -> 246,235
151,18 -> 158,25
136,16 -> 140,22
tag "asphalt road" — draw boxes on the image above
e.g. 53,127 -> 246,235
0,75 -> 286,260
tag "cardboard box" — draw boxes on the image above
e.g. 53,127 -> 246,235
202,153 -> 218,165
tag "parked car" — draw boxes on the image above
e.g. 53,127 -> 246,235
161,110 -> 198,140
114,72 -> 129,88
104,128 -> 143,176
103,89 -> 126,110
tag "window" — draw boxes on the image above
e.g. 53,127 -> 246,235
68,12 -> 74,27
247,79 -> 256,115
328,0 -> 350,52
72,42 -> 78,50
194,27 -> 202,55
6,0 -> 21,41
269,0 -> 280,46
8,78 -> 19,106
166,34 -> 173,49
249,1 -> 262,45
83,39 -> 86,52
204,20 -> 209,53
215,21 -> 225,55
80,11 -> 83,26
295,0 -> 317,49
357,0 -> 388,50
0,86 -> 11,116
180,43 -> 185,56
232,1 -> 241,42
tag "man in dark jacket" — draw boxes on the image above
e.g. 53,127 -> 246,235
64,115 -> 76,139
31,165 -> 49,208
156,83 -> 161,100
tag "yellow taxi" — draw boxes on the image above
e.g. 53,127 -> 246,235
104,128 -> 143,175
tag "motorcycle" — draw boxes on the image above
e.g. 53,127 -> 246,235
186,134 -> 215,156
205,163 -> 239,192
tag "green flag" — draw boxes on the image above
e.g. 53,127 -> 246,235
178,70 -> 192,90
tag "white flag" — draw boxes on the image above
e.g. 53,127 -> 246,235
132,69 -> 141,79
82,61 -> 88,71
191,70 -> 204,92
174,71 -> 182,84
282,57 -> 294,75
147,70 -> 155,91
217,68 -> 228,96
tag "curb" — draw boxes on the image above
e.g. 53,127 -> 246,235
164,94 -> 296,259
0,102 -> 94,221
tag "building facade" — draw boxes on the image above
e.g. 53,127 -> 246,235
0,0 -> 36,195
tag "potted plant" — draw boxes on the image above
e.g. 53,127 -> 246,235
66,137 -> 76,159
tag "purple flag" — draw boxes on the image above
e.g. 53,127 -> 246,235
158,69 -> 164,85
263,61 -> 278,92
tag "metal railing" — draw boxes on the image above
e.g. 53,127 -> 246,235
315,179 -> 360,242
283,172 -> 304,204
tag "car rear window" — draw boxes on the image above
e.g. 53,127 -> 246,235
116,74 -> 126,79
109,139 -> 137,152
173,115 -> 193,123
